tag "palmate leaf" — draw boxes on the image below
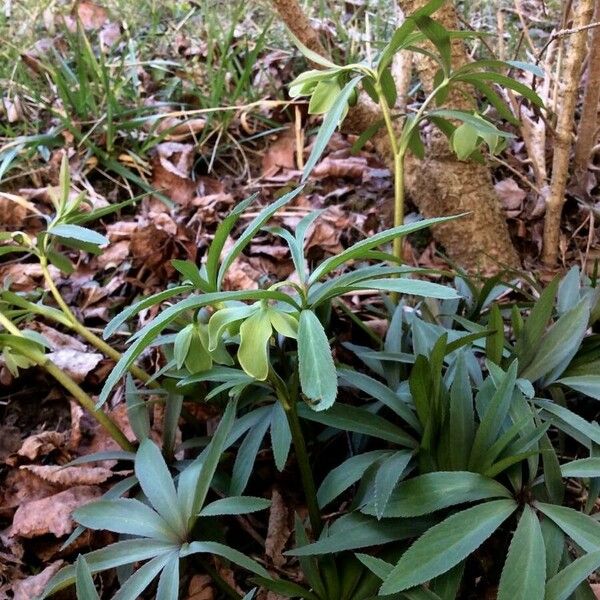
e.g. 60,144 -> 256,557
298,310 -> 337,411
380,499 -> 517,594
497,505 -> 545,600
362,472 -> 512,518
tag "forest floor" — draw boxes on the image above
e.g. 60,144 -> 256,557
0,0 -> 598,598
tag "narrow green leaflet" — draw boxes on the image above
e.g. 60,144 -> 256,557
135,439 -> 186,538
75,556 -> 100,600
536,503 -> 600,552
73,498 -> 179,543
497,505 -> 545,600
217,186 -> 304,288
308,216 -> 458,285
41,540 -> 178,596
449,352 -> 475,469
103,285 -> 193,339
557,375 -> 600,401
545,550 -> 600,600
180,541 -> 269,577
561,457 -> 600,478
362,472 -> 511,518
298,310 -> 337,411
112,552 -> 173,600
520,299 -> 590,383
177,398 -> 238,520
351,277 -> 460,299
302,76 -> 363,180
380,499 -> 517,594
155,552 -> 180,600
199,496 -> 271,517
270,401 -> 292,471
287,513 -> 431,556
298,403 -> 417,447
373,451 -> 413,519
317,450 -> 394,508
49,223 -> 108,246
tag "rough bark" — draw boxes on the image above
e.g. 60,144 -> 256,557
572,0 -> 600,189
543,0 -> 595,265
273,0 -> 520,273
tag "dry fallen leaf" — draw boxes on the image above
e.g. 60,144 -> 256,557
20,465 -> 115,486
11,486 -> 101,538
152,142 -> 197,205
312,156 -> 368,180
187,574 -> 215,600
262,126 -> 296,177
17,432 -> 65,461
0,468 -> 62,512
0,426 -> 22,462
10,560 -> 64,600
495,178 -> 526,218
47,349 -> 103,384
265,488 -> 290,568
74,1 -> 109,30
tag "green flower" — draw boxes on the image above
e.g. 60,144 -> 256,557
208,302 -> 298,381
173,320 -> 232,375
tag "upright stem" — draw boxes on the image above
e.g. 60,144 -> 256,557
269,369 -> 322,537
0,311 -> 134,451
376,83 -> 406,267
392,151 -> 406,261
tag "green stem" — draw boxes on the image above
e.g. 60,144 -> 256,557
392,150 -> 406,263
376,83 -> 405,268
40,258 -> 158,387
0,311 -> 134,451
269,369 -> 322,537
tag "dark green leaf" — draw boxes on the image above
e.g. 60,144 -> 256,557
380,499 -> 516,594
497,505 -> 545,600
362,472 -> 511,518
298,310 -> 337,411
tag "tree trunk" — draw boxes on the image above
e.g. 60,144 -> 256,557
395,0 -> 520,272
543,0 -> 595,265
273,0 -> 520,273
572,0 -> 600,190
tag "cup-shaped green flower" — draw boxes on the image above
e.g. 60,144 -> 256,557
209,301 -> 298,381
